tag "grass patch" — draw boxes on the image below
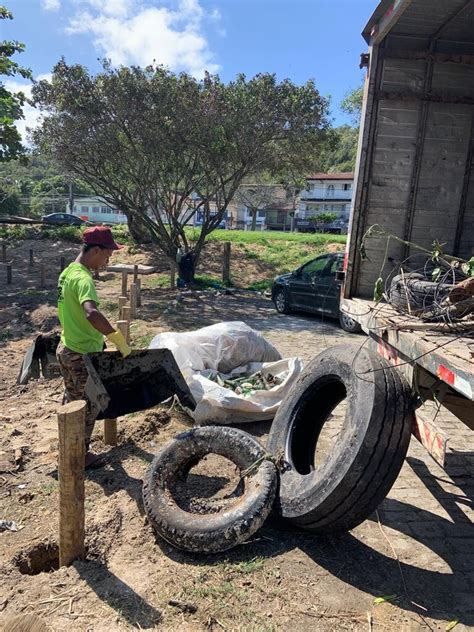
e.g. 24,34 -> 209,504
194,274 -> 225,289
134,332 -> 155,348
200,229 -> 346,246
143,274 -> 170,289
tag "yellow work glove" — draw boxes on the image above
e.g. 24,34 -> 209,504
106,330 -> 132,358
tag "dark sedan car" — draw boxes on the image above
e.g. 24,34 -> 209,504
42,213 -> 87,226
271,252 -> 360,332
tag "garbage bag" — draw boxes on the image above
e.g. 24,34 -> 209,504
149,321 -> 303,424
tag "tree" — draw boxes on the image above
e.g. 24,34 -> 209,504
32,61 -> 331,279
340,85 -> 363,126
0,6 -> 31,162
234,178 -> 282,231
318,125 -> 359,173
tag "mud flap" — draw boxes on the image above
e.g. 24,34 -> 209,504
83,349 -> 196,420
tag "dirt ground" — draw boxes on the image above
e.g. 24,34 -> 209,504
0,239 -> 473,632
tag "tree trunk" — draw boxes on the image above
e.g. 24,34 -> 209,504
126,213 -> 151,243
178,251 -> 197,284
251,209 -> 257,231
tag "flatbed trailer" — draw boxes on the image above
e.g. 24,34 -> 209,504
341,0 -> 474,463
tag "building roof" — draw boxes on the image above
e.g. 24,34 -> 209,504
307,172 -> 354,181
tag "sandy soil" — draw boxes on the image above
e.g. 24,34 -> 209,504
0,238 -> 473,632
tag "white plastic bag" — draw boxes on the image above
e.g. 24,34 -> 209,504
149,321 -> 303,424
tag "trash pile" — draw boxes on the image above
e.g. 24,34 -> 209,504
149,321 -> 303,424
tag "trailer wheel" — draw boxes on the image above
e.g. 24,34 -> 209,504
339,310 -> 362,333
142,426 -> 277,553
267,344 -> 414,533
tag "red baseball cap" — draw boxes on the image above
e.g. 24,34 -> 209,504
83,225 -> 123,250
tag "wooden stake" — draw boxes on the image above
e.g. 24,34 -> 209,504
57,400 -> 85,567
40,264 -> 46,288
121,271 -> 128,297
103,418 -> 118,446
29,249 -> 34,267
1,244 -> 6,263
133,264 -> 138,283
130,282 -> 138,319
6,264 -> 12,285
121,305 -> 131,324
222,242 -> 231,284
117,318 -> 130,345
118,295 -> 127,319
136,278 -> 141,307
170,262 -> 176,289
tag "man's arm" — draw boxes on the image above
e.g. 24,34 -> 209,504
82,300 -> 115,335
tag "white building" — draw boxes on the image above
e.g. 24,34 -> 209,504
298,172 -> 354,220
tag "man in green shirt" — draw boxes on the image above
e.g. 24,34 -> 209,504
57,225 -> 131,468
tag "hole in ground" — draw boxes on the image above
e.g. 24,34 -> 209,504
172,453 -> 244,514
13,541 -> 59,575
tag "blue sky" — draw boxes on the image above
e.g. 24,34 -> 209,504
3,0 -> 378,141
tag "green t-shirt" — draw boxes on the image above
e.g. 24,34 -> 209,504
58,263 -> 104,354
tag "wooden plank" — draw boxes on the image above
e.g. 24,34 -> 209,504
107,264 -> 157,275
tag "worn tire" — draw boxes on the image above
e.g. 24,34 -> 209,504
273,289 -> 291,314
267,344 -> 414,533
142,426 -> 277,553
390,273 -> 450,313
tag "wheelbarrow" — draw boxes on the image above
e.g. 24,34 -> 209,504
83,349 -> 196,420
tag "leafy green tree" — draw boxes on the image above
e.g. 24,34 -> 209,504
32,61 -> 331,278
341,85 -> 363,126
0,6 -> 31,162
318,125 -> 359,173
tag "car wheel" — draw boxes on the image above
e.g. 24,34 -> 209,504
274,289 -> 290,314
339,310 -> 361,333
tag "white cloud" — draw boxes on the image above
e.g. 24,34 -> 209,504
66,0 -> 221,77
42,0 -> 61,11
4,74 -> 52,146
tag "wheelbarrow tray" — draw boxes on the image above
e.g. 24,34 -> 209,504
83,349 -> 196,420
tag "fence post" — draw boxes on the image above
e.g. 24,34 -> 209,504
133,264 -> 138,284
222,242 -> 231,284
130,282 -> 138,319
1,244 -> 6,263
6,264 -> 12,285
136,278 -> 141,308
118,295 -> 127,319
117,318 -> 130,345
57,400 -> 85,567
121,271 -> 128,297
104,418 -> 118,446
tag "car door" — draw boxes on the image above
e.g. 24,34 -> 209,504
289,256 -> 329,311
311,255 -> 343,316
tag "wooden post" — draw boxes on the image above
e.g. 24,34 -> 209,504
6,264 -> 12,285
1,244 -> 6,263
118,295 -> 127,319
60,257 -> 66,272
170,262 -> 176,289
57,400 -> 85,567
94,268 -> 99,280
103,418 -> 118,446
136,278 -> 141,308
130,282 -> 138,318
29,249 -> 34,267
133,264 -> 138,283
117,318 -> 130,345
40,264 -> 46,288
121,271 -> 128,297
222,242 -> 231,284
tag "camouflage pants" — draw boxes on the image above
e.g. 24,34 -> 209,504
56,342 -> 96,448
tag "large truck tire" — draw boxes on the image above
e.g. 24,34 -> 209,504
142,426 -> 277,553
267,344 -> 414,533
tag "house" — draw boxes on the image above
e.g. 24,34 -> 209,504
227,184 -> 297,231
298,172 -> 354,221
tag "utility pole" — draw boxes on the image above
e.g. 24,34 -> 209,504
68,181 -> 74,214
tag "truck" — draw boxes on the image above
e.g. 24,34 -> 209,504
267,0 -> 473,535
340,0 -> 474,464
